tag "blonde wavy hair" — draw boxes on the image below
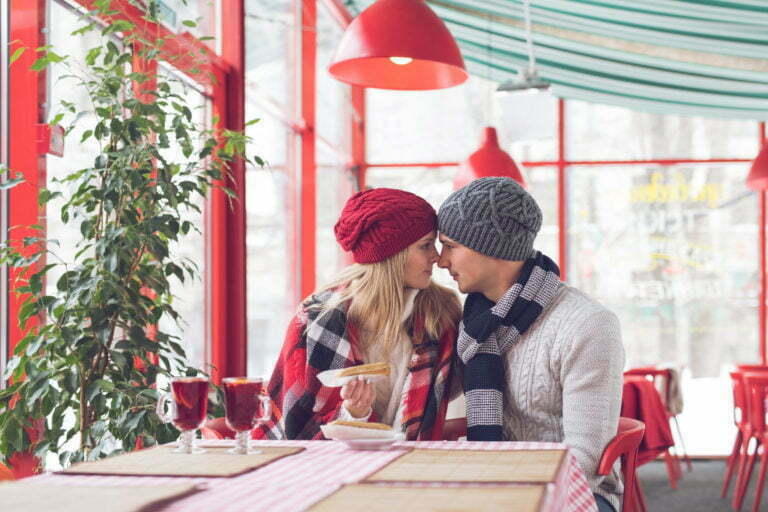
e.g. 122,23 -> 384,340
313,249 -> 461,355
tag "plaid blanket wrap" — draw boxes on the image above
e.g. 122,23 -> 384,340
254,290 -> 456,440
459,251 -> 562,440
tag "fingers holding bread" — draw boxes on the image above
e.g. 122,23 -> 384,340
341,376 -> 374,419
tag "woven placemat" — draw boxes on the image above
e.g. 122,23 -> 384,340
62,445 -> 304,477
0,481 -> 199,512
365,449 -> 565,483
309,483 -> 546,512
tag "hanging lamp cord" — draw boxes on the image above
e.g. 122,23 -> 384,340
522,0 -> 537,80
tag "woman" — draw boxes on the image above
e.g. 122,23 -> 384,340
255,188 -> 461,440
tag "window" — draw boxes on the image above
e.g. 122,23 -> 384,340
245,0 -> 294,377
566,100 -> 757,161
564,101 -> 761,454
367,76 -> 501,165
156,65 -> 210,369
47,1 -> 215,371
45,0 -> 114,330
315,4 -> 352,288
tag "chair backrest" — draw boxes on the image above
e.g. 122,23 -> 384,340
0,462 -> 14,481
201,417 -> 235,440
743,372 -> 768,436
624,367 -> 672,412
737,364 -> 768,372
443,417 -> 467,441
598,417 -> 645,512
730,370 -> 749,428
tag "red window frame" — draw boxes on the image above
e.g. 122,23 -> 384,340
6,0 -> 246,382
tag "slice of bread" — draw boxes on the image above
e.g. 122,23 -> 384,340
329,419 -> 393,431
338,362 -> 390,378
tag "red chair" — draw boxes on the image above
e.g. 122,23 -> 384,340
623,369 -> 681,489
0,463 -> 13,480
625,368 -> 691,466
722,369 -> 763,500
598,417 -> 647,512
732,372 -> 768,512
201,417 -> 236,439
737,364 -> 768,372
0,417 -> 46,479
443,417 -> 467,441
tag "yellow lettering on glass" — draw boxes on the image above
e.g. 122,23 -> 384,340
630,171 -> 721,208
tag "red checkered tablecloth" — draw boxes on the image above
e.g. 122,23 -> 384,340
33,440 -> 597,512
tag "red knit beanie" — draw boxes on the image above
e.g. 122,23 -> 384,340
334,188 -> 437,263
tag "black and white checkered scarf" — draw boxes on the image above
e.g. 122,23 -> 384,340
458,251 -> 562,441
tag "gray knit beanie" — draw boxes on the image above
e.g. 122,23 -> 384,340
437,177 -> 542,261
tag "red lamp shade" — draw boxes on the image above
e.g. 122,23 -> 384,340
453,127 -> 526,190
328,0 -> 467,90
747,143 -> 768,190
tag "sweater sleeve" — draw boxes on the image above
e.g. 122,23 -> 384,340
559,309 -> 625,486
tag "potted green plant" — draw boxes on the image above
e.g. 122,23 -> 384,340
0,1 -> 259,469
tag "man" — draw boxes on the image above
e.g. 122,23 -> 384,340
437,177 -> 625,512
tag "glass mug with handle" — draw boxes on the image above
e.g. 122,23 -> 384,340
222,377 -> 271,454
156,377 -> 209,454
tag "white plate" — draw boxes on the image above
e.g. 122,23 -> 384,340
320,422 -> 400,441
342,438 -> 401,451
316,368 -> 388,388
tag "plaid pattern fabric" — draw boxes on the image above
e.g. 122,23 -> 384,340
255,290 -> 456,441
459,251 -> 562,440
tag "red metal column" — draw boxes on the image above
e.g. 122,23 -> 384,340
7,0 -> 46,356
292,0 -> 317,303
557,98 -> 567,281
209,0 -> 247,381
760,122 -> 766,365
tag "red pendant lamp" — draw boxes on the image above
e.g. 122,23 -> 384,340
453,127 -> 526,190
328,0 -> 468,90
747,142 -> 768,190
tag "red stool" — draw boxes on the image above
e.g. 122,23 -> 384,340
598,417 -> 646,512
0,463 -> 13,481
442,417 -> 467,441
0,417 -> 45,479
733,373 -> 768,512
723,369 -> 765,500
201,417 -> 236,439
723,370 -> 751,498
737,364 -> 768,372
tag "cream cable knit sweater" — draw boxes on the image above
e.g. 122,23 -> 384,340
500,284 -> 625,510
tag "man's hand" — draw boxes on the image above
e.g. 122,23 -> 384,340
340,376 -> 375,418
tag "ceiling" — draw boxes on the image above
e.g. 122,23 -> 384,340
346,0 -> 768,120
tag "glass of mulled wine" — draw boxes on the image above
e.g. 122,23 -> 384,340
222,377 -> 271,454
156,377 -> 209,454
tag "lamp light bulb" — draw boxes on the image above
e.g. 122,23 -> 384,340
389,56 -> 413,65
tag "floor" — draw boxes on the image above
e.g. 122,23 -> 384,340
639,458 -> 767,511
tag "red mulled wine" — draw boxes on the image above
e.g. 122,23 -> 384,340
223,378 -> 265,432
170,377 -> 209,431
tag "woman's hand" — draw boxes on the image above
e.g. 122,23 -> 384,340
340,376 -> 375,419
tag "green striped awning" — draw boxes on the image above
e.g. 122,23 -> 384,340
346,0 -> 768,120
